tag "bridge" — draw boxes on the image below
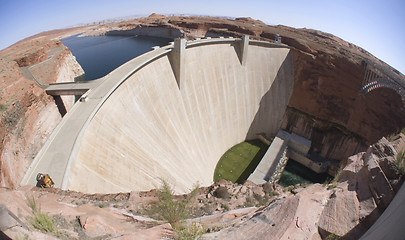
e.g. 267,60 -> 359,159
45,80 -> 101,96
361,61 -> 405,102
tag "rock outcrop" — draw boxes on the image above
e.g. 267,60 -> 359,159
318,136 -> 403,239
0,35 -> 84,188
0,133 -> 403,239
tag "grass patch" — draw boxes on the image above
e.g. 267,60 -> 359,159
326,167 -> 342,190
396,150 -> 405,175
174,222 -> 205,240
0,103 -> 7,112
213,140 -> 268,183
26,195 -> 56,233
325,233 -> 341,240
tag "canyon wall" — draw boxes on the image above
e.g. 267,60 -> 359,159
0,39 -> 84,188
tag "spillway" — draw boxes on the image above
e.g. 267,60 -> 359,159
22,38 -> 294,194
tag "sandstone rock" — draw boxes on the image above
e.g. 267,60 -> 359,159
338,151 -> 381,228
318,188 -> 360,239
204,197 -> 299,239
377,156 -> 400,180
390,178 -> 404,193
3,226 -> 59,240
390,133 -> 405,153
0,204 -> 28,232
111,223 -> 173,240
363,148 -> 395,210
372,137 -> 397,157
190,207 -> 257,228
279,184 -> 329,240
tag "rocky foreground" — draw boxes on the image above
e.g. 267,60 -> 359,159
1,134 -> 404,239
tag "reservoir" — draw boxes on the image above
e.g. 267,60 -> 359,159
61,35 -> 172,81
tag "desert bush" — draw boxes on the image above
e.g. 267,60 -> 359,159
213,186 -> 230,199
262,182 -> 273,194
327,168 -> 342,190
325,233 -> 341,240
26,195 -> 56,233
143,180 -> 204,239
174,222 -> 205,240
144,180 -> 199,226
220,203 -> 230,211
396,150 -> 405,175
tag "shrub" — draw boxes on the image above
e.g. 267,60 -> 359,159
0,103 -> 6,112
26,195 -> 56,233
325,233 -> 341,240
327,168 -> 342,190
174,222 -> 205,240
396,150 -> 405,175
144,180 -> 199,226
262,182 -> 273,194
213,186 -> 230,199
244,196 -> 256,207
143,180 -> 204,239
220,203 -> 230,211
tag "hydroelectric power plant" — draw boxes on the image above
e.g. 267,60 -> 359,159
21,36 -> 296,194
9,19 -> 405,237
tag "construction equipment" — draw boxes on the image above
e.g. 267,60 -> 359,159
36,173 -> 54,188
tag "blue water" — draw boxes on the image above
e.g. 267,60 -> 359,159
61,35 -> 172,81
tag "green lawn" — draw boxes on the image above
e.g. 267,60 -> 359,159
213,139 -> 268,183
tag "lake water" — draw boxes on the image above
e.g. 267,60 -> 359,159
61,35 -> 172,81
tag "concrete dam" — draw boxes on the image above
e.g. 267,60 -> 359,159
21,37 -> 294,194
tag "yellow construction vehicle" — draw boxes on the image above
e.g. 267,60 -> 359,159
36,173 -> 54,188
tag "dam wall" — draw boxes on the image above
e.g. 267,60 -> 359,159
65,40 -> 293,194
106,26 -> 184,39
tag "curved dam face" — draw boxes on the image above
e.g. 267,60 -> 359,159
23,38 -> 293,194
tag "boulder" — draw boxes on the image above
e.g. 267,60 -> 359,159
81,215 -> 118,238
338,152 -> 379,221
112,223 -> 173,240
318,188 -> 359,239
363,149 -> 395,210
204,197 -> 299,239
0,204 -> 26,232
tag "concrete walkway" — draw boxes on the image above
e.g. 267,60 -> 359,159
45,81 -> 101,96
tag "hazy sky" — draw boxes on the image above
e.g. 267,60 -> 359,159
1,0 -> 404,74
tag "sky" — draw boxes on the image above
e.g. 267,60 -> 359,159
0,0 -> 404,74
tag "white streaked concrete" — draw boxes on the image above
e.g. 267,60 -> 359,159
68,43 -> 293,194
22,38 -> 294,194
